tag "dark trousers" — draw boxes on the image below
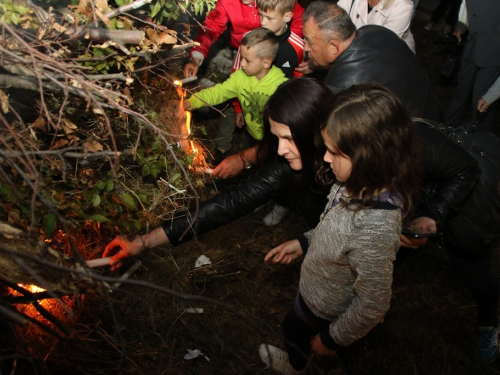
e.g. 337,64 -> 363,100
445,40 -> 500,131
282,294 -> 331,370
430,0 -> 461,26
447,246 -> 500,327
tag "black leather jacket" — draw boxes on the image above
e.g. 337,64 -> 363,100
162,156 -> 328,246
413,121 -> 479,231
326,25 -> 444,122
163,122 -> 480,250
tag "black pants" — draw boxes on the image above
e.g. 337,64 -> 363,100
282,294 -> 331,370
447,245 -> 500,327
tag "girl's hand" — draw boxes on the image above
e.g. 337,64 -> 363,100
103,235 -> 146,271
311,334 -> 336,356
400,217 -> 437,249
478,98 -> 490,113
264,239 -> 303,264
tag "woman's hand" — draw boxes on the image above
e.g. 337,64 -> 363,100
264,239 -> 303,264
400,217 -> 437,249
311,334 -> 336,356
103,235 -> 146,271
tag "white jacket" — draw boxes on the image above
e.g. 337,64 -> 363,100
337,0 -> 415,53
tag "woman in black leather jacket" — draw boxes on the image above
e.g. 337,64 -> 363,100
104,77 -> 334,266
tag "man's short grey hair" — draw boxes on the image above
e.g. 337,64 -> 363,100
303,1 -> 356,42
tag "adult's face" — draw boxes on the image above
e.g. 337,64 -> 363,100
270,119 -> 303,171
303,18 -> 336,68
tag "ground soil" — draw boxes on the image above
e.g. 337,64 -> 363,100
7,4 -> 500,375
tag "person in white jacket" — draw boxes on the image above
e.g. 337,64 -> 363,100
337,0 -> 416,53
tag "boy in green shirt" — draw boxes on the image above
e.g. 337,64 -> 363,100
183,28 -> 288,169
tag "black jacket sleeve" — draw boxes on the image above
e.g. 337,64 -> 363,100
414,123 -> 480,229
162,157 -> 293,246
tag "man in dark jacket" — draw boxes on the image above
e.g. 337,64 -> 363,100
301,1 -> 444,121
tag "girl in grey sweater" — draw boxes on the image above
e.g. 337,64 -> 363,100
260,84 -> 421,374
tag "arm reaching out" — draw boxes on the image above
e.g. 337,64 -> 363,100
103,227 -> 170,271
264,239 -> 303,264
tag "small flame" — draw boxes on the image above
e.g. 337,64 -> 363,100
18,284 -> 46,294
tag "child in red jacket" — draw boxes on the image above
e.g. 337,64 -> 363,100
183,0 -> 304,78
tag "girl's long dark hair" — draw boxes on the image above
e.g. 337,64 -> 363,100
257,77 -> 334,207
319,83 -> 421,218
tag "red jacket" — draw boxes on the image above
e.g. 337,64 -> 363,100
190,0 -> 304,60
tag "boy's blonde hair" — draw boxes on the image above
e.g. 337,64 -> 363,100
256,0 -> 295,14
241,27 -> 279,61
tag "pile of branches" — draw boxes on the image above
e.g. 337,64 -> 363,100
0,0 -> 212,321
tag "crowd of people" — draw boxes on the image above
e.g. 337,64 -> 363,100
104,0 -> 500,373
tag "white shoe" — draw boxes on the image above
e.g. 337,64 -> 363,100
258,344 -> 306,375
262,204 -> 290,226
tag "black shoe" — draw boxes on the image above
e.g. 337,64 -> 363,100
212,149 -> 227,167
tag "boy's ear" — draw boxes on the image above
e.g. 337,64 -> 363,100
263,58 -> 272,68
282,11 -> 293,23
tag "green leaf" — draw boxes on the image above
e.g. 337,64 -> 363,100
96,181 -> 106,190
0,182 -> 13,200
88,214 -> 110,223
171,173 -> 181,183
150,1 -> 162,18
107,180 -> 114,192
119,193 -> 138,211
43,213 -> 56,239
91,194 -> 101,207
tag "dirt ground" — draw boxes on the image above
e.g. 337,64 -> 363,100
7,4 -> 500,375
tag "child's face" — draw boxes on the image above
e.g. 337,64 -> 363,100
239,45 -> 270,80
322,129 -> 352,183
258,8 -> 292,35
270,118 -> 302,171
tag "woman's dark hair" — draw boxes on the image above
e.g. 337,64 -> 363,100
258,77 -> 335,207
319,83 -> 421,217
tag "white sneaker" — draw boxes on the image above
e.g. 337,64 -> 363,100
262,204 -> 290,226
258,344 -> 306,375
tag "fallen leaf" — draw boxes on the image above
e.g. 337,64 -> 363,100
83,139 -> 103,152
157,31 -> 177,45
50,138 -> 69,150
61,118 -> 78,135
0,89 -> 9,113
30,115 -> 47,131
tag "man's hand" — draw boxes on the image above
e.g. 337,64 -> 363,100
453,29 -> 462,43
213,154 -> 244,179
184,57 -> 201,78
103,235 -> 146,271
264,239 -> 303,264
235,112 -> 245,128
478,98 -> 490,113
311,335 -> 336,356
400,216 -> 437,249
